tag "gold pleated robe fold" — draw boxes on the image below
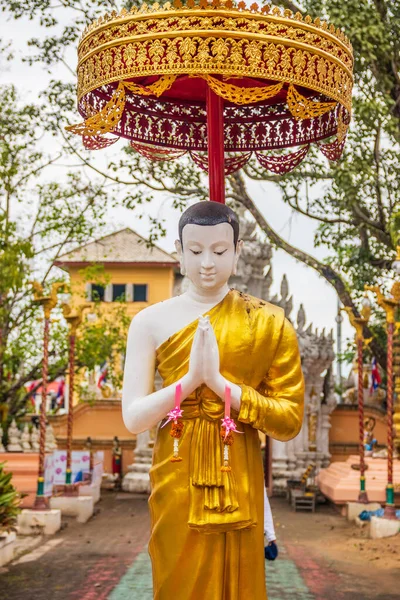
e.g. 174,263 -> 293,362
149,290 -> 304,600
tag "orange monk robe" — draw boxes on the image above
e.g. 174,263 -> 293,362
149,290 -> 304,599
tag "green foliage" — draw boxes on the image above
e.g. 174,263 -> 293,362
263,1 -> 400,286
0,84 -> 131,416
76,304 -> 131,395
0,462 -> 21,534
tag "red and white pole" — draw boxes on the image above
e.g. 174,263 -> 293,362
34,315 -> 50,510
66,332 -> 76,486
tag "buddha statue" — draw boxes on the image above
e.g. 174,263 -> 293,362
364,416 -> 377,456
30,425 -> 40,452
21,424 -> 32,453
0,425 -> 5,452
45,422 -> 57,452
122,201 -> 304,600
7,419 -> 22,452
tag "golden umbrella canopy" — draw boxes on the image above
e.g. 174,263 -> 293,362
67,0 -> 354,178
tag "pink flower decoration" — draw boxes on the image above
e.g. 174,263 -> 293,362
221,416 -> 242,441
161,406 -> 184,428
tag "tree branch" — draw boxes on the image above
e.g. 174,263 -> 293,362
351,203 -> 392,247
42,185 -> 106,281
285,195 -> 355,225
11,154 -> 63,192
61,129 -> 143,186
373,125 -> 386,228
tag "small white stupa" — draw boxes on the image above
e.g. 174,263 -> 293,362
7,419 -> 23,452
45,423 -> 58,452
21,424 -> 32,453
0,425 -> 5,452
30,427 -> 40,452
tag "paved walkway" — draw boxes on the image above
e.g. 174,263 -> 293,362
0,492 -> 398,600
107,545 -> 316,600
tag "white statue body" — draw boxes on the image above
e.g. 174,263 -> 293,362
122,210 -> 244,434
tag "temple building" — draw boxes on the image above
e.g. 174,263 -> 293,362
55,227 -> 177,318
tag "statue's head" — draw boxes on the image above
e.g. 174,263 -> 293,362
175,201 -> 243,291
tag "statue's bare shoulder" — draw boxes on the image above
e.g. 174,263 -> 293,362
129,296 -> 185,348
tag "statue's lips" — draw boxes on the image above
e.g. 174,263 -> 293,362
200,273 -> 216,278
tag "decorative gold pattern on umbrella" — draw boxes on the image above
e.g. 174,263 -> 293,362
67,0 -> 354,176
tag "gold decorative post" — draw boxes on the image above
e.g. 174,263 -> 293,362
366,254 -> 400,519
62,302 -> 93,489
342,295 -> 371,503
32,281 -> 64,510
308,386 -> 318,452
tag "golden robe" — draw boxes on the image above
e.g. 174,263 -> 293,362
149,290 -> 304,600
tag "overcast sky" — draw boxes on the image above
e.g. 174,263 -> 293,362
1,10 -> 354,362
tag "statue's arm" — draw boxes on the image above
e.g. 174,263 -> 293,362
122,312 -> 201,434
238,318 -> 304,441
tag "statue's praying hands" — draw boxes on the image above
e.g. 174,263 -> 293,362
189,315 -> 242,411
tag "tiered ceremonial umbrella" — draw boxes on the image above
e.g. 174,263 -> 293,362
67,0 -> 354,204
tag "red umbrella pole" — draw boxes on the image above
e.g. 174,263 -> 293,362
206,86 -> 225,204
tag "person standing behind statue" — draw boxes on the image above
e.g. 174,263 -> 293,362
112,435 -> 122,490
264,487 -> 278,561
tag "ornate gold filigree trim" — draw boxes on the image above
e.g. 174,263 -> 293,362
198,75 -> 284,105
67,81 -> 126,136
67,76 -> 176,136
75,1 -> 353,113
67,76 -> 340,138
123,74 -> 176,96
80,2 -> 352,52
286,84 -> 336,120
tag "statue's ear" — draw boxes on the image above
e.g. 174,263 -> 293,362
175,239 -> 186,276
174,239 -> 182,257
232,239 -> 243,275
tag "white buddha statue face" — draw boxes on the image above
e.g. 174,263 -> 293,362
175,222 -> 242,292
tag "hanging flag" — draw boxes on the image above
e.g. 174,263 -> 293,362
97,362 -> 108,389
27,381 -> 36,408
56,378 -> 65,406
370,357 -> 381,393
